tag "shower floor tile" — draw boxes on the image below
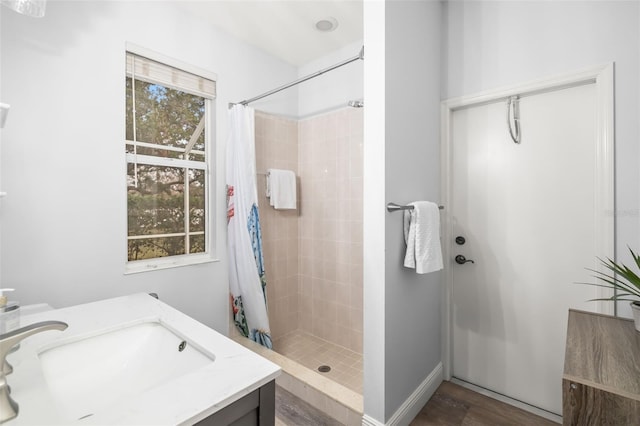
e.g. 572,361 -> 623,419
273,330 -> 363,395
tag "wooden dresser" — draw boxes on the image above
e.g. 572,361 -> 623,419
563,309 -> 640,425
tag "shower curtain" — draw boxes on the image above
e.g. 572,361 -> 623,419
226,104 -> 272,348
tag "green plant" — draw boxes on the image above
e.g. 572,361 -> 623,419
583,247 -> 640,304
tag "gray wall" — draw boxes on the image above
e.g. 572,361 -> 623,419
362,1 -> 442,422
0,1 -> 298,332
384,1 -> 442,420
443,0 -> 640,317
364,0 -> 639,422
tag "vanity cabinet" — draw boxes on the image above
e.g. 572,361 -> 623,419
563,310 -> 640,425
195,380 -> 275,426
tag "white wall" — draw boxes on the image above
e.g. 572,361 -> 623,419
363,0 -> 386,421
443,0 -> 640,317
297,40 -> 364,118
0,1 -> 297,332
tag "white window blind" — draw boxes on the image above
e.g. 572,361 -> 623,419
126,52 -> 216,99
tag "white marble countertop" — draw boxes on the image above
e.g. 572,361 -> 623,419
4,293 -> 280,425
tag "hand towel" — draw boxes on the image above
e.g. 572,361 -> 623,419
403,201 -> 443,274
267,169 -> 297,210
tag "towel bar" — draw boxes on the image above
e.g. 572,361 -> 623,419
386,202 -> 444,212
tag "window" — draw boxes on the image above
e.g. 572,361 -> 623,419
125,49 -> 216,272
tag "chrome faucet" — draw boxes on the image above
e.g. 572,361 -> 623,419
0,320 -> 67,423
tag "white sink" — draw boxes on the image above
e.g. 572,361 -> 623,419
38,321 -> 215,420
6,294 -> 279,425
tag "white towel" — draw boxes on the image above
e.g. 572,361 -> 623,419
403,201 -> 443,274
267,169 -> 297,210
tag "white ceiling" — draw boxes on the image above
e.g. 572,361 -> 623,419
176,1 -> 363,67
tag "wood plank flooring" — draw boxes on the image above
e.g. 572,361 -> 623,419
275,385 -> 342,426
275,380 -> 557,425
410,381 -> 559,426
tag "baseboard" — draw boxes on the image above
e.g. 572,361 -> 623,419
362,414 -> 384,426
450,378 -> 562,424
362,362 -> 443,426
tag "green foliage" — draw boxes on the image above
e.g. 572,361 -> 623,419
582,247 -> 640,303
126,78 -> 205,153
125,77 -> 207,261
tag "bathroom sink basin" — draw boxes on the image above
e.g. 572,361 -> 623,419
38,321 -> 215,420
5,294 -> 279,425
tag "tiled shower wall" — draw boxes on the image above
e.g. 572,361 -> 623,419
255,112 -> 299,340
298,108 -> 363,353
255,108 -> 363,353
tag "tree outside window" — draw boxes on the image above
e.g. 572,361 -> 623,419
125,52 -> 214,266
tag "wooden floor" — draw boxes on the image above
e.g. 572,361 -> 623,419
410,381 -> 559,426
275,380 -> 558,425
275,385 -> 342,426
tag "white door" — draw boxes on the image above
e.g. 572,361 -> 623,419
450,83 -> 610,415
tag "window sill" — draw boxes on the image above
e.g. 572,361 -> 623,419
125,253 -> 219,275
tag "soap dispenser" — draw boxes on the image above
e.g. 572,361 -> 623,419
0,289 -> 19,335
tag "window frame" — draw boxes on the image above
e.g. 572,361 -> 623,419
124,43 -> 218,274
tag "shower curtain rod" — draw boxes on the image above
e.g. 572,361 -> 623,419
229,46 -> 364,108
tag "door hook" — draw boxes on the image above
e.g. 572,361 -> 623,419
507,96 -> 521,144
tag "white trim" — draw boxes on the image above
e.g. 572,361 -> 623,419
593,63 -> 616,315
125,252 -> 218,275
440,98 -> 453,381
127,231 -> 204,241
386,362 -> 443,426
125,153 -> 206,170
440,63 -> 616,382
124,51 -> 216,273
361,415 -> 384,426
451,378 -> 562,424
126,140 -> 205,156
442,63 -> 609,111
204,98 -> 216,262
362,363 -> 443,426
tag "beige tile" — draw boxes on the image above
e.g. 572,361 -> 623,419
299,255 -> 312,276
323,239 -> 338,261
286,258 -> 298,278
350,265 -> 363,290
350,220 -> 363,243
350,307 -> 363,333
312,258 -> 324,279
336,261 -> 351,284
325,396 -> 349,424
349,197 -> 363,221
312,278 -> 324,300
257,110 -> 363,397
335,283 -> 350,305
324,280 -> 338,302
336,220 -> 350,242
346,409 -> 362,426
299,278 -> 312,298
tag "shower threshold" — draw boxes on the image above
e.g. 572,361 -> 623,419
233,336 -> 362,425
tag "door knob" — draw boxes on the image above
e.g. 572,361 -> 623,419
455,255 -> 475,265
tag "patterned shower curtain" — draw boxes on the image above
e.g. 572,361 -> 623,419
226,104 -> 272,348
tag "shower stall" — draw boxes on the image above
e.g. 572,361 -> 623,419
255,104 -> 363,395
228,46 -> 364,396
